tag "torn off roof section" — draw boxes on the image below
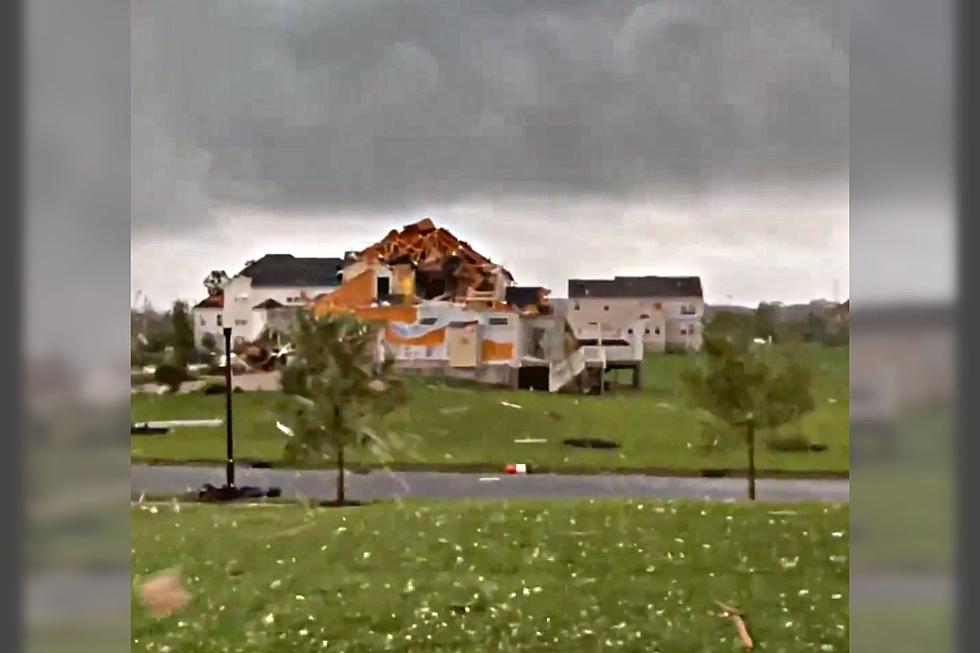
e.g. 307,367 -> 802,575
237,254 -> 343,287
568,276 -> 703,299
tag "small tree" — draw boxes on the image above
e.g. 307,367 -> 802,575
171,301 -> 196,366
754,302 -> 778,342
201,332 -> 218,353
683,318 -> 814,499
279,310 -> 404,504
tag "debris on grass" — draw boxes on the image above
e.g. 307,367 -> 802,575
438,406 -> 471,416
514,438 -> 547,444
276,421 -> 295,437
478,477 -> 501,482
715,600 -> 754,649
499,401 -> 523,409
139,569 -> 191,619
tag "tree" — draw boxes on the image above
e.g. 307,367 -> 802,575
754,302 -> 778,342
170,300 -> 196,366
683,317 -> 814,499
804,312 -> 827,343
201,332 -> 218,352
279,310 -> 404,504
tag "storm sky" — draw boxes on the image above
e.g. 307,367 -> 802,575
131,0 -> 849,307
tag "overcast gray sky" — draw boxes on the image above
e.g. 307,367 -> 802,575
131,0 -> 849,308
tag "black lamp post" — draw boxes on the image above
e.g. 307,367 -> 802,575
223,326 -> 235,488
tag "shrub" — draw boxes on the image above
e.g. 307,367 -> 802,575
154,364 -> 189,393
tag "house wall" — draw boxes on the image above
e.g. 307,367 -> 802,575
567,296 -> 703,352
222,276 -> 338,346
192,307 -> 223,350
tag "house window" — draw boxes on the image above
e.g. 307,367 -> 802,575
644,328 -> 650,335
627,328 -> 633,335
489,317 -> 509,326
679,328 -> 686,335
655,327 -> 660,335
419,317 -> 438,326
603,305 -> 610,311
199,316 -> 205,326
681,304 -> 697,315
574,302 -> 580,310
640,313 -> 650,319
654,302 -> 662,309
216,314 -> 223,327
235,319 -> 248,326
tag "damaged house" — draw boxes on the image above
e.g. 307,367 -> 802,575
312,218 -> 629,392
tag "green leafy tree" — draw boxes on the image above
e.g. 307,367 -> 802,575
170,301 -> 196,366
754,302 -> 778,342
683,319 -> 815,499
804,312 -> 828,343
201,332 -> 218,353
279,311 -> 405,503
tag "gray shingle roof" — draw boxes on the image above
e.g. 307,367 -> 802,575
237,254 -> 343,288
568,276 -> 703,299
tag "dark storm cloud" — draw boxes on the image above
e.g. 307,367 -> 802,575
132,0 -> 847,236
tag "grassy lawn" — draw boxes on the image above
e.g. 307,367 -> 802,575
132,345 -> 849,475
132,499 -> 849,652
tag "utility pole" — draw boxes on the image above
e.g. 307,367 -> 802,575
223,326 -> 235,488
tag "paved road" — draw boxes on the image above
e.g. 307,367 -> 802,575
132,464 -> 848,503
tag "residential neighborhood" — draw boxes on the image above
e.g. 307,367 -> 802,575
189,218 -> 708,394
129,2 -> 854,650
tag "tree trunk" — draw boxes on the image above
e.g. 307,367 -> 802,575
336,443 -> 345,504
746,420 -> 757,501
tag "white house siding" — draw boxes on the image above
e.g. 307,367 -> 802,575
221,276 -> 338,346
192,307 -> 223,350
567,296 -> 703,352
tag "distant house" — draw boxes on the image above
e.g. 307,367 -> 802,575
191,254 -> 343,349
566,276 -> 705,352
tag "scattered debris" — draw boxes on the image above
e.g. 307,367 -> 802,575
135,419 -> 223,429
505,463 -> 530,474
563,437 -> 619,450
514,438 -> 547,444
131,424 -> 169,436
827,397 -> 838,404
768,510 -> 798,516
275,421 -> 294,437
438,406 -> 471,416
197,484 -> 282,502
715,601 -> 754,650
500,401 -> 523,410
368,379 -> 388,393
139,569 -> 191,619
478,477 -> 501,483
655,402 -> 675,410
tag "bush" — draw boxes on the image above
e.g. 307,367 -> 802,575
154,364 -> 190,393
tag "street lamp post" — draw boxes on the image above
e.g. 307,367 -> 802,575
223,326 -> 235,488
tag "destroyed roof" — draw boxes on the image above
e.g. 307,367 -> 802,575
568,276 -> 703,299
352,218 -> 514,280
505,286 -> 549,309
237,254 -> 343,288
193,293 -> 224,309
252,298 -> 287,310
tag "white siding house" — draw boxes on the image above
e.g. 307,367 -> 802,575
191,254 -> 344,349
565,276 -> 705,352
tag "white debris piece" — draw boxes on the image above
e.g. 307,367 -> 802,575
500,401 -> 523,409
276,421 -> 295,437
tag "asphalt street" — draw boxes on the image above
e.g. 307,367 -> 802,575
132,464 -> 849,503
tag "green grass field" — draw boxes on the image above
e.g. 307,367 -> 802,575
132,345 -> 849,475
132,500 -> 849,652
